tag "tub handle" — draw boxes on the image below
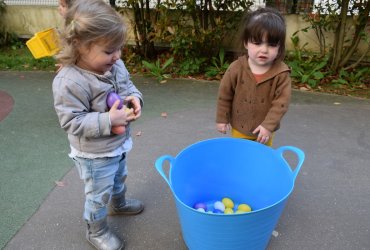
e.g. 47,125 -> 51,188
155,155 -> 175,187
276,146 -> 305,181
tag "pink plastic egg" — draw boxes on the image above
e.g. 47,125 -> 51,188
111,125 -> 126,135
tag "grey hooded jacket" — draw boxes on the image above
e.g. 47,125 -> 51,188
52,60 -> 143,154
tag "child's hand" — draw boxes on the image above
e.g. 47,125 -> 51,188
109,100 -> 134,126
253,125 -> 271,144
217,123 -> 230,134
124,107 -> 136,120
124,96 -> 142,120
110,108 -> 135,135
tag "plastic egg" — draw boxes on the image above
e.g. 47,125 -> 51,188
222,197 -> 234,209
111,125 -> 126,135
224,208 -> 234,214
212,209 -> 223,214
237,204 -> 252,212
214,201 -> 225,212
106,92 -> 123,109
125,107 -> 133,114
196,208 -> 205,212
194,202 -> 207,211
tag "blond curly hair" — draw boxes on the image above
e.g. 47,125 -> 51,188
56,0 -> 127,66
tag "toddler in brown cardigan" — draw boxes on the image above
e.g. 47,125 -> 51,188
216,7 -> 291,146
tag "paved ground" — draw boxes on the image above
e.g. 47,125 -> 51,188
1,71 -> 370,250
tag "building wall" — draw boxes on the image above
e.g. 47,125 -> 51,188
2,6 -> 134,41
2,5 -> 369,57
3,6 -> 63,37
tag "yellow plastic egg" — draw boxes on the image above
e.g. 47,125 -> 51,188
237,204 -> 252,212
125,108 -> 133,113
224,208 -> 234,214
222,197 -> 234,209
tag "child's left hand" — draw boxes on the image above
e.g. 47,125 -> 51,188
253,125 -> 271,144
124,96 -> 142,120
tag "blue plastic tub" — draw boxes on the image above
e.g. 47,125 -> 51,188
155,138 -> 304,250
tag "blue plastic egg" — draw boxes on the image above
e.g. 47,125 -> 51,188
212,209 -> 223,214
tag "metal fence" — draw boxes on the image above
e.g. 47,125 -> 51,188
4,0 -> 315,13
3,0 -> 109,6
265,0 -> 314,14
4,0 -> 58,6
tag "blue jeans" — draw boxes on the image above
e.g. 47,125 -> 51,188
72,153 -> 127,222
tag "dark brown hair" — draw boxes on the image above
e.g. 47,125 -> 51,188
242,7 -> 286,61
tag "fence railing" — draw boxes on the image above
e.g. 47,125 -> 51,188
4,0 -> 58,6
4,0 -> 314,13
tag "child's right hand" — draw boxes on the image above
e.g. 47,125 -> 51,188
217,123 -> 230,134
109,100 -> 135,126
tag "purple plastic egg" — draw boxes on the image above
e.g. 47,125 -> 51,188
193,202 -> 207,211
106,92 -> 123,109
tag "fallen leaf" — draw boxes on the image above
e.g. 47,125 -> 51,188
55,181 -> 65,187
358,84 -> 367,89
304,84 -> 312,89
167,26 -> 175,34
299,86 -> 310,91
160,80 -> 167,84
161,112 -> 168,118
135,131 -> 142,136
272,230 -> 279,237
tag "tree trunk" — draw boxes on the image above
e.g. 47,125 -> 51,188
330,0 -> 350,71
330,0 -> 370,71
339,0 -> 370,68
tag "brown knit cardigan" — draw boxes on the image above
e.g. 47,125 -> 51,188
216,55 -> 291,136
